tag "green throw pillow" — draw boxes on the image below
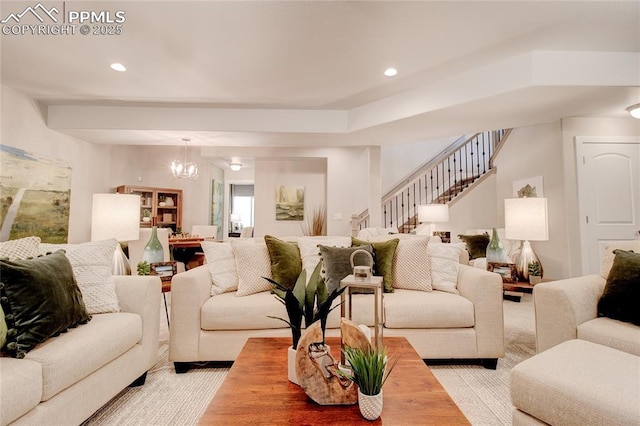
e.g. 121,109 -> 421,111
0,251 -> 92,358
352,237 -> 399,293
264,235 -> 302,291
458,233 -> 490,260
318,244 -> 374,294
597,249 -> 640,326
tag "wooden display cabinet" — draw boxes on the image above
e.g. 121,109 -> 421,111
116,185 -> 182,232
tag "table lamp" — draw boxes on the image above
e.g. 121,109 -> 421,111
91,193 -> 141,275
230,213 -> 241,233
416,204 -> 449,236
504,197 -> 549,281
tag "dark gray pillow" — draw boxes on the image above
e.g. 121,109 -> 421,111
0,251 -> 91,358
318,244 -> 374,293
597,249 -> 640,326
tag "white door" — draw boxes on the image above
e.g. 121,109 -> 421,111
577,138 -> 640,274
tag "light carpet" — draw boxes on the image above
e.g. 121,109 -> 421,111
83,294 -> 535,425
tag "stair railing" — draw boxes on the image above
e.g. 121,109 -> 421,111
351,129 -> 511,235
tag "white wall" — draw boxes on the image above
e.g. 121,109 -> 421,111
1,85 -> 112,243
254,158 -> 326,238
447,173 -> 498,241
492,121 -> 568,280
381,136 -> 459,193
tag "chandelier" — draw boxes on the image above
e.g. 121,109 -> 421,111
171,137 -> 198,180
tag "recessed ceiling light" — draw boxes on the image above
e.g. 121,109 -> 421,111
110,63 -> 126,72
626,103 -> 640,119
384,68 -> 398,77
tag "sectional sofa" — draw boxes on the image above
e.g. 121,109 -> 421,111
169,235 -> 505,372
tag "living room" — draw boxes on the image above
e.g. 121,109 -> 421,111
1,1 -> 639,425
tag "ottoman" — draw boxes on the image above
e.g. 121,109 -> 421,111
510,339 -> 640,426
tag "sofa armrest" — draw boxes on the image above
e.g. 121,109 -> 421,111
114,275 -> 162,370
457,264 -> 505,358
169,265 -> 212,362
533,275 -> 605,353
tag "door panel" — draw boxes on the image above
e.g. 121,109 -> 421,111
578,141 -> 640,274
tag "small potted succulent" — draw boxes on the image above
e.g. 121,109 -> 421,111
137,260 -> 151,276
340,345 -> 398,420
528,261 -> 542,284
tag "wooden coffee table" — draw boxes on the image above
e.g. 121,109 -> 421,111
199,337 -> 469,425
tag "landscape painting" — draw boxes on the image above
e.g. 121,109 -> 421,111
211,179 -> 223,239
0,145 -> 71,243
275,185 -> 304,221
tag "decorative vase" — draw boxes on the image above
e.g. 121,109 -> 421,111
288,346 -> 299,385
358,389 -> 383,420
142,226 -> 164,264
486,228 -> 509,264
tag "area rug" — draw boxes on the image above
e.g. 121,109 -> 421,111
83,294 -> 535,425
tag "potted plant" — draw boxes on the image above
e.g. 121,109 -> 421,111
137,260 -> 150,276
340,345 -> 398,420
264,262 -> 346,384
528,261 -> 542,284
142,209 -> 152,223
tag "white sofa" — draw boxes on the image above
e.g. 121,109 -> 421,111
1,276 -> 161,426
169,235 -> 505,372
510,241 -> 640,425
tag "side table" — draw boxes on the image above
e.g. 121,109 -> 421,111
339,274 -> 384,349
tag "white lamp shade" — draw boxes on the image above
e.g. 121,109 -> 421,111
230,213 -> 241,222
504,197 -> 549,241
91,194 -> 141,242
418,204 -> 449,223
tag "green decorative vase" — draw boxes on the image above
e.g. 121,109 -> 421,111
486,228 -> 509,263
142,226 -> 164,264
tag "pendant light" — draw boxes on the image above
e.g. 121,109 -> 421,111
171,137 -> 198,180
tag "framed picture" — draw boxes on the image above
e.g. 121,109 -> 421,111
487,262 -> 517,283
512,176 -> 544,198
275,185 -> 305,221
433,231 -> 451,243
150,261 -> 177,282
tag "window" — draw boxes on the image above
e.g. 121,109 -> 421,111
230,184 -> 254,231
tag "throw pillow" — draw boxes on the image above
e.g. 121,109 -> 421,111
392,237 -> 432,292
457,233 -> 490,260
264,235 -> 302,291
599,241 -> 640,279
297,236 -> 351,280
318,244 -> 374,294
0,303 -> 7,349
352,237 -> 399,293
597,249 -> 640,325
0,251 -> 92,358
0,236 -> 41,260
40,239 -> 120,314
231,240 -> 273,296
201,241 -> 238,296
429,244 -> 462,294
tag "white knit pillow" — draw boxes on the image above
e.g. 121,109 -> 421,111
231,240 -> 272,296
297,236 -> 351,278
40,239 -> 120,314
392,237 -> 432,292
428,244 -> 462,294
0,236 -> 41,260
201,241 -> 238,296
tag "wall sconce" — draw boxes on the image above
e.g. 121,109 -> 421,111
504,197 -> 549,281
415,204 -> 449,236
91,193 -> 141,275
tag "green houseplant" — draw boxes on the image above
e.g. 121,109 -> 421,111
340,345 -> 399,420
528,261 -> 542,284
136,260 -> 151,276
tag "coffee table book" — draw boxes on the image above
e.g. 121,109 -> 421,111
199,337 -> 469,425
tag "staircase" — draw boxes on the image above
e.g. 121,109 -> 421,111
352,129 -> 511,234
